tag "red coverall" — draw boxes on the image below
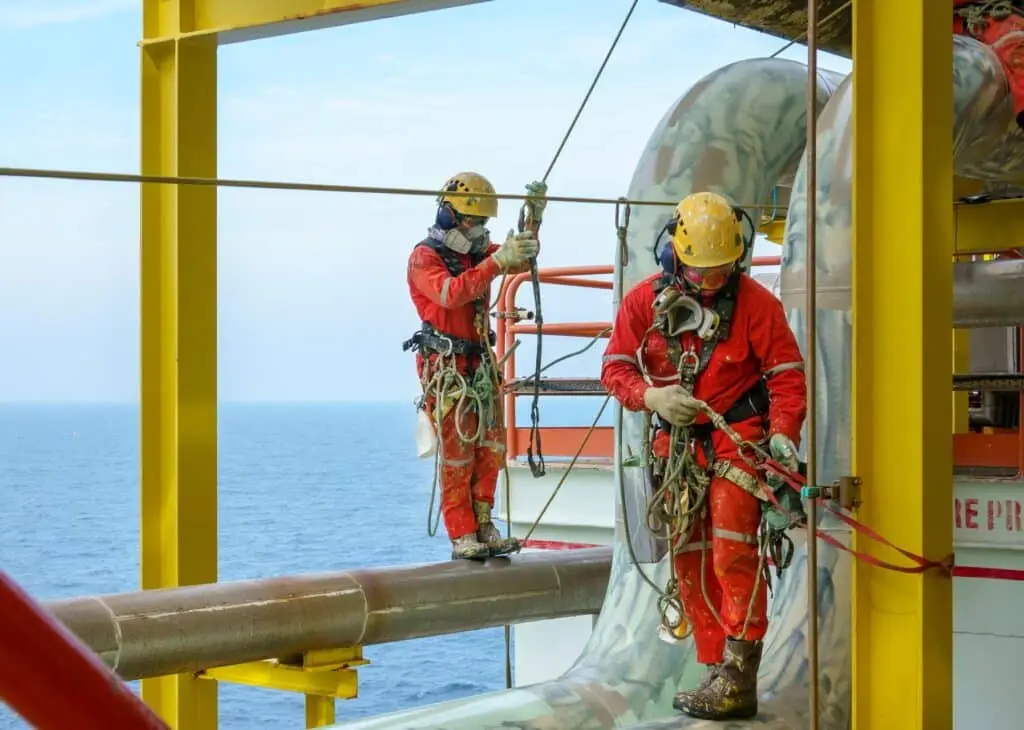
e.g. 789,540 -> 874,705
600,273 -> 806,664
954,1 -> 1024,128
407,240 -> 530,540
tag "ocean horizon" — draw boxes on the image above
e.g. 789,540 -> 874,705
0,399 -> 612,728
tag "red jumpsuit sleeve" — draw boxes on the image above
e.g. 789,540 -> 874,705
600,286 -> 652,412
747,287 -> 808,445
408,244 -> 500,309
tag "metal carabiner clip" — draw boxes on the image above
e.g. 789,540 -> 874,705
436,335 -> 454,357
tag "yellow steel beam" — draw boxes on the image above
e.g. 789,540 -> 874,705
757,218 -> 786,245
199,648 -> 367,727
142,0 -> 492,45
199,661 -> 358,698
954,197 -> 1024,255
851,2 -> 953,730
306,697 -> 336,728
140,1 -> 218,727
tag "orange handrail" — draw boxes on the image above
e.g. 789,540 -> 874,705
495,256 -> 786,461
0,570 -> 169,729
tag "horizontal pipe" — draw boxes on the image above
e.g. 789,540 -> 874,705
955,259 -> 1024,328
43,548 -> 612,682
510,322 -> 611,337
953,373 -> 1024,391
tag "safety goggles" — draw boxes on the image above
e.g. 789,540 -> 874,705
681,262 -> 734,292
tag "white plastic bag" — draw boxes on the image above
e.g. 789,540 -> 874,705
656,603 -> 689,645
415,406 -> 438,459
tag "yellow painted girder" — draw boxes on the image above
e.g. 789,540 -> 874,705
199,660 -> 359,699
954,197 -> 1024,255
140,1 -> 219,728
142,0 -> 492,45
851,2 -> 953,730
757,218 -> 785,245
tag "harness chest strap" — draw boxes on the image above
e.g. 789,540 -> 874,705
651,272 -> 739,380
647,275 -> 770,514
404,237 -> 495,357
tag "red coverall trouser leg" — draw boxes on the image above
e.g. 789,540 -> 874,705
429,394 -> 503,540
672,453 -> 768,665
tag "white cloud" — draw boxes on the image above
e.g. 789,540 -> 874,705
0,0 -> 135,29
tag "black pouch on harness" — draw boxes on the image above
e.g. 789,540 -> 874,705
402,323 -> 494,357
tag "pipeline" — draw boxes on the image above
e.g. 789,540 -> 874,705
46,548 -> 611,681
328,35 -> 1024,730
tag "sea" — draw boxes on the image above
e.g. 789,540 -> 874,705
0,399 -> 612,729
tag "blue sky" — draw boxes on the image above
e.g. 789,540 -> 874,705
0,0 -> 851,402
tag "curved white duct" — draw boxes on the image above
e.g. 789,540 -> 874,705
332,57 -> 845,730
780,35 -> 1024,493
330,36 -> 1023,730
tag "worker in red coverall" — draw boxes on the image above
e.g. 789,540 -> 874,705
405,171 -> 547,560
600,191 -> 807,720
955,1 -> 1024,129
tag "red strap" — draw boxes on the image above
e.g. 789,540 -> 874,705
756,458 -> 953,577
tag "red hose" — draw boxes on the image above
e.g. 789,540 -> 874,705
0,570 -> 168,729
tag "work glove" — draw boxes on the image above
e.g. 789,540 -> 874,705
643,385 -> 701,427
524,180 -> 548,222
492,229 -> 539,271
763,433 -> 806,530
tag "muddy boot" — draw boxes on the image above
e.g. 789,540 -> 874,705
474,500 -> 521,557
672,637 -> 762,720
671,663 -> 721,708
450,533 -> 489,561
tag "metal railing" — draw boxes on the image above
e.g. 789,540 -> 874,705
494,256 -> 784,462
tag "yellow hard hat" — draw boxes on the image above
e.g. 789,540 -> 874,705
438,171 -> 498,219
669,191 -> 745,268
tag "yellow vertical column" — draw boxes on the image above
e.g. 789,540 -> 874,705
140,1 -> 219,728
851,1 -> 953,729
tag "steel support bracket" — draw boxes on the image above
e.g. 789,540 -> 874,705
757,218 -> 786,246
801,476 -> 861,510
197,647 -> 368,699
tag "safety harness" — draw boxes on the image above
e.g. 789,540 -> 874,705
638,272 -> 796,641
647,272 -> 771,499
402,237 -> 496,360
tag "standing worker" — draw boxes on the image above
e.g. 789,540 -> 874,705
405,171 -> 548,560
600,191 -> 808,720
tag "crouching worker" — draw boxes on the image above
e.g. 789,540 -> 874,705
405,171 -> 548,560
600,191 -> 808,719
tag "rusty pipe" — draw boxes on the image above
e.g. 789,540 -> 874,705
804,1 -> 821,727
43,548 -> 612,682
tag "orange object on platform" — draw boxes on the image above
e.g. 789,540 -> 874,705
0,570 -> 169,729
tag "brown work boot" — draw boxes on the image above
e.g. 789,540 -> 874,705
474,500 -> 522,557
671,663 -> 721,707
450,533 -> 489,561
672,638 -> 762,720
